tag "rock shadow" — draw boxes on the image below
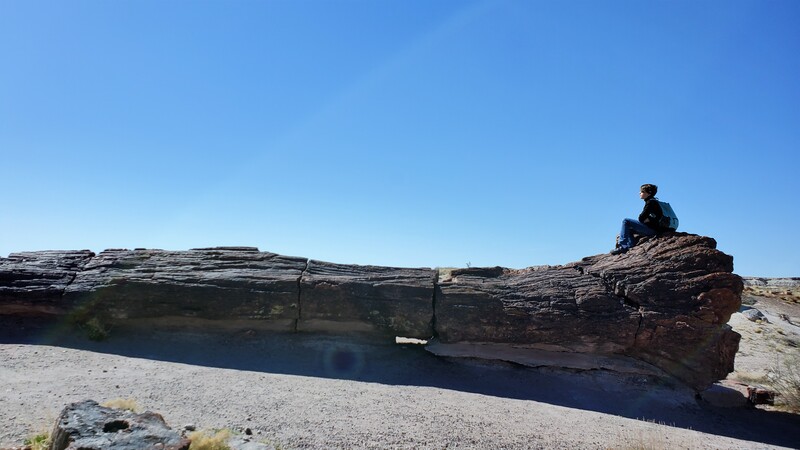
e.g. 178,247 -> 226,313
2,315 -> 799,449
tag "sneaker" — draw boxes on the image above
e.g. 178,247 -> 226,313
610,247 -> 628,255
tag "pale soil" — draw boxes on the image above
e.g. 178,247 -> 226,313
1,292 -> 799,450
727,288 -> 800,408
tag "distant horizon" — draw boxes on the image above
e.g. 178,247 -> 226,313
3,1 -> 798,278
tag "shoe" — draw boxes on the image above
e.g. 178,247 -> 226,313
610,247 -> 628,255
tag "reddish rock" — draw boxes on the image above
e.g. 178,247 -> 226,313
748,386 -> 776,405
435,233 -> 742,390
0,234 -> 743,390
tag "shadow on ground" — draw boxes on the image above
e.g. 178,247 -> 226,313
3,316 -> 799,449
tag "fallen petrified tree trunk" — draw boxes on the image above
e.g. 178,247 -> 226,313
434,233 -> 742,390
0,233 -> 742,390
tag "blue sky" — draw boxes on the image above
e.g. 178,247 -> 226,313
1,0 -> 798,277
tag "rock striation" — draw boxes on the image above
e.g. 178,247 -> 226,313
62,247 -> 307,329
435,233 -> 742,390
0,234 -> 742,390
0,250 -> 94,315
299,259 -> 436,337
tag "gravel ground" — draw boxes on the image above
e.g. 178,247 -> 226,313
1,300 -> 799,449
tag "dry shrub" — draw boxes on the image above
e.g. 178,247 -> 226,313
84,317 -> 111,341
189,429 -> 232,450
23,430 -> 50,450
770,354 -> 800,412
101,398 -> 139,412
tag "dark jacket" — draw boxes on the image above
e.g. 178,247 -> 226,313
639,197 -> 664,232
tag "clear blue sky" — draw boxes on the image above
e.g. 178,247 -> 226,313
1,0 -> 798,277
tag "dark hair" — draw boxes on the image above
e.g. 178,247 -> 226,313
640,184 -> 658,197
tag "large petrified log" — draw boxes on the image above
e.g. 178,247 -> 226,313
434,233 -> 742,389
0,234 -> 742,389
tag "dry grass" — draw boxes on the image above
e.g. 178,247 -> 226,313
731,370 -> 769,385
770,354 -> 800,412
101,398 -> 139,412
744,286 -> 800,305
610,421 -> 684,450
23,430 -> 50,450
189,429 -> 232,450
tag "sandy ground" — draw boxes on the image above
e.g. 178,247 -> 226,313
1,292 -> 799,449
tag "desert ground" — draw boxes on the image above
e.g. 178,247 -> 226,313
1,286 -> 799,449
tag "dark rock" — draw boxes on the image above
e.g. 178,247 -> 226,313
62,248 -> 307,326
748,386 -> 776,405
435,233 -> 742,390
0,233 -> 743,389
0,250 -> 94,315
299,260 -> 436,338
50,400 -> 190,450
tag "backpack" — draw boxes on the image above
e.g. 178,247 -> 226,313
657,201 -> 679,231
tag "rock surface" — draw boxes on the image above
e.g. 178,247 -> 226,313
299,259 -> 436,337
0,234 -> 742,389
50,400 -> 190,450
435,233 -> 742,389
63,247 -> 307,329
0,250 -> 94,315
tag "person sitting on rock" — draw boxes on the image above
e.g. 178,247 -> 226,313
611,183 -> 664,255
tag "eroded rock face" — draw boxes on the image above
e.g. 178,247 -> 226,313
50,400 -> 190,450
435,233 -> 742,389
299,260 -> 436,337
63,247 -> 307,327
0,234 -> 742,389
0,250 -> 94,315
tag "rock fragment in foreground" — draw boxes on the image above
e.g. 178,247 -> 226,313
50,400 -> 190,450
435,233 -> 743,390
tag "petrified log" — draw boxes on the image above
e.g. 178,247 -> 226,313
0,250 -> 94,315
50,400 -> 190,450
0,234 -> 742,389
63,247 -> 307,329
434,233 -> 742,389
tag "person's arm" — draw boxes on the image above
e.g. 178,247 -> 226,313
639,200 -> 663,229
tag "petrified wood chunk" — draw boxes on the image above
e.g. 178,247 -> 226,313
50,400 -> 190,450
